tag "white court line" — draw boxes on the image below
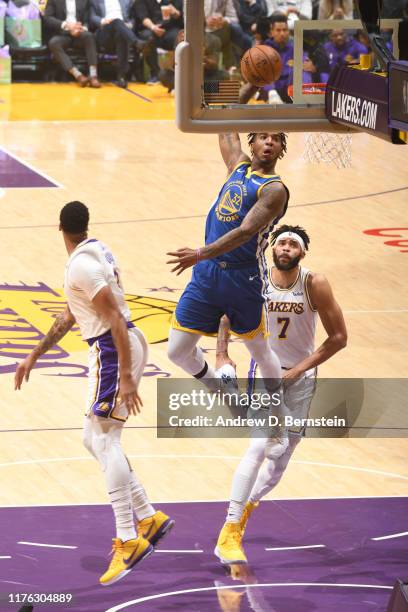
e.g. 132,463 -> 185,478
105,582 -> 393,610
344,309 -> 408,313
154,550 -> 203,554
0,494 -> 406,509
265,544 -> 325,551
293,460 -> 408,481
1,455 -> 407,482
18,541 -> 77,549
371,531 -> 408,541
0,146 -> 63,189
0,556 -> 11,559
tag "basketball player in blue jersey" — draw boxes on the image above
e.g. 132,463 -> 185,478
215,224 -> 347,563
167,132 -> 289,561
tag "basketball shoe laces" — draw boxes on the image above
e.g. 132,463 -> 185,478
108,538 -> 125,569
241,506 -> 250,529
137,516 -> 153,539
225,526 -> 243,550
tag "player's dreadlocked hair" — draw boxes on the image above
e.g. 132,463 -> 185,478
247,132 -> 288,159
270,224 -> 310,250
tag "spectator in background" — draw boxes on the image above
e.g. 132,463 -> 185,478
204,0 -> 250,70
44,0 -> 101,87
318,0 -> 353,20
134,0 -> 183,84
234,0 -> 268,48
264,13 -> 295,101
159,30 -> 229,93
89,0 -> 148,88
240,14 -> 294,102
324,28 -> 368,71
303,30 -> 330,82
253,15 -> 272,44
265,0 -> 312,28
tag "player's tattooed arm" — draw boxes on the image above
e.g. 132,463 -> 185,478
219,133 -> 250,173
14,307 -> 75,389
202,181 -> 287,259
167,183 -> 287,274
33,307 -> 76,358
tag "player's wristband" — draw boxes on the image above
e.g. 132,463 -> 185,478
195,248 -> 201,264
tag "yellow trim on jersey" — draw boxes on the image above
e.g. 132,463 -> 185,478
304,271 -> 317,312
251,170 -> 280,179
230,306 -> 270,340
245,165 -> 280,180
109,409 -> 127,423
91,342 -> 101,409
109,367 -> 122,420
269,267 -> 301,292
257,178 -> 282,199
226,160 -> 251,182
171,315 -> 218,337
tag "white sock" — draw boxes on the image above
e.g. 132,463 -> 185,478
226,500 -> 245,523
91,421 -> 136,541
194,357 -> 219,391
89,65 -> 97,78
108,484 -> 136,542
129,471 -> 155,521
70,67 -> 81,79
226,438 -> 266,522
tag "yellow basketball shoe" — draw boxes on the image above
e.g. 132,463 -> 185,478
99,536 -> 153,586
214,522 -> 247,564
240,501 -> 259,536
137,510 -> 175,546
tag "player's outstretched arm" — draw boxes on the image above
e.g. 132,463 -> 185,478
92,286 -> 142,416
167,182 -> 287,274
215,315 -> 236,370
14,306 -> 76,390
218,133 -> 250,174
283,274 -> 348,380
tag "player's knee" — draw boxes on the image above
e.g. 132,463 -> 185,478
247,437 -> 269,463
82,428 -> 94,456
167,342 -> 186,366
91,432 -> 109,471
264,436 -> 289,460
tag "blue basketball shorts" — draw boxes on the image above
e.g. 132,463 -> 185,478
172,260 -> 268,338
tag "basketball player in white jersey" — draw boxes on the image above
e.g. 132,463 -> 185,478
14,201 -> 174,586
215,224 -> 347,563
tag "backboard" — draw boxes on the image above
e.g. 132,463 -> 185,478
175,1 -> 401,134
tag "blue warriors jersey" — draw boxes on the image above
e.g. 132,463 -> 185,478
205,160 -> 289,281
173,160 -> 289,338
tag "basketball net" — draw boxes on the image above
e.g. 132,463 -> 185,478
303,132 -> 353,168
288,84 -> 353,169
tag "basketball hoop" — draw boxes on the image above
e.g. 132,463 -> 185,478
288,83 -> 353,169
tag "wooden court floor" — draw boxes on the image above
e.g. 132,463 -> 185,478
0,85 -> 407,510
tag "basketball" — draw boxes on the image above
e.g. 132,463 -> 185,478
240,45 -> 282,87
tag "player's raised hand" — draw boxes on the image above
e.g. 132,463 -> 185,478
167,248 -> 200,275
14,355 -> 36,390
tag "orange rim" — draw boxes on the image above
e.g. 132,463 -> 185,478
287,83 -> 327,98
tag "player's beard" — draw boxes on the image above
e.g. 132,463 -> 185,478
273,250 -> 301,271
